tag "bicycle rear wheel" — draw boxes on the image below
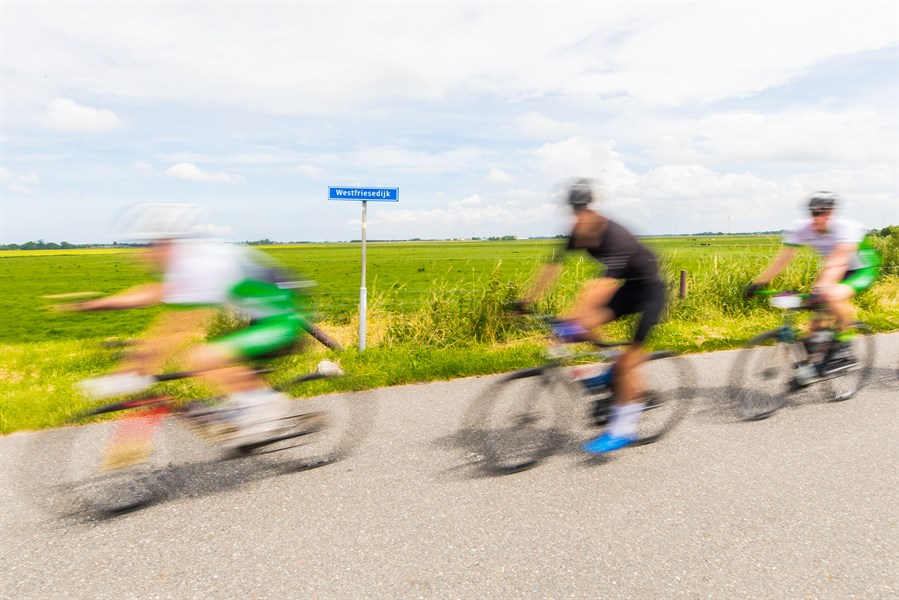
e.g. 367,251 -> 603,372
464,367 -> 569,475
821,322 -> 875,402
633,351 -> 693,445
731,331 -> 797,421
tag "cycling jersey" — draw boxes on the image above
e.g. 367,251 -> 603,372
784,218 -> 874,271
163,240 -> 305,358
556,219 -> 662,284
557,217 -> 665,343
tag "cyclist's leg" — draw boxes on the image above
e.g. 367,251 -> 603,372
79,308 -> 217,399
817,283 -> 856,332
188,315 -> 303,445
120,308 -> 217,375
583,281 -> 665,453
562,278 -> 617,341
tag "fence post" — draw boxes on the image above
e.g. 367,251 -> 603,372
679,270 -> 687,299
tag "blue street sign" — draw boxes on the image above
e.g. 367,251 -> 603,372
329,186 -> 399,202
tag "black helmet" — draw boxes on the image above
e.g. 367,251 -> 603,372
567,178 -> 594,209
808,191 -> 838,213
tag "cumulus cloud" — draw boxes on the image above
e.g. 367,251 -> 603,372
294,164 -> 326,179
517,112 -> 579,140
651,110 -> 899,166
166,162 -> 244,183
5,4 -> 895,115
0,167 -> 39,196
486,169 -> 513,183
9,184 -> 38,196
41,98 -> 123,131
533,137 -> 639,191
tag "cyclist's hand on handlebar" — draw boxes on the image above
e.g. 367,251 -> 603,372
743,283 -> 766,298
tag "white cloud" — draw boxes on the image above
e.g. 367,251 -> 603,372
294,164 -> 326,179
132,160 -> 154,170
0,167 -> 39,184
486,169 -> 513,183
652,110 -> 898,166
517,112 -> 579,140
40,98 -> 123,131
7,4 -> 893,115
533,137 -> 639,191
9,184 -> 37,196
1,167 -> 39,196
165,162 -> 244,183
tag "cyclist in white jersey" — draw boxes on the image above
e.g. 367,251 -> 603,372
746,192 -> 880,360
61,204 -> 310,448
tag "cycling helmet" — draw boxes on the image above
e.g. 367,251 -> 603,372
808,191 -> 838,213
112,203 -> 208,240
567,178 -> 594,210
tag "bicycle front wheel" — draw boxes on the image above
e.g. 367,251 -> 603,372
239,387 -> 377,471
463,367 -> 570,475
731,331 -> 798,421
633,351 -> 694,445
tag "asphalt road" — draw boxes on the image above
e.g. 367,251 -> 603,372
2,334 -> 897,599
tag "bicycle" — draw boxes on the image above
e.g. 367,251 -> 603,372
460,313 -> 693,475
731,290 -> 875,421
58,352 -> 375,516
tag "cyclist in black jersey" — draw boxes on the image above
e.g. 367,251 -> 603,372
521,179 -> 666,454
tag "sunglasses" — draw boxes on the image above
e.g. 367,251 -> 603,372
810,210 -> 831,217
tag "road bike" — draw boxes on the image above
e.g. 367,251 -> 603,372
57,351 -> 375,516
731,290 -> 875,421
461,314 -> 693,475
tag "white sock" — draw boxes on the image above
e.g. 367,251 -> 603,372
608,402 -> 645,438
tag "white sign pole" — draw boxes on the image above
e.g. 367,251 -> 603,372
359,200 -> 368,351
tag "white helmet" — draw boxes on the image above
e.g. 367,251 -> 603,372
112,203 -> 208,240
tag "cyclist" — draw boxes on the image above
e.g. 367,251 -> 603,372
60,203 -> 310,449
745,192 -> 880,370
520,179 -> 666,454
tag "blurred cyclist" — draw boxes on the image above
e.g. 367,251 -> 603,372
520,179 -> 666,454
745,192 -> 881,367
60,203 -> 310,449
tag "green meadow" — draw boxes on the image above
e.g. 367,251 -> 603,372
2,234 -> 897,433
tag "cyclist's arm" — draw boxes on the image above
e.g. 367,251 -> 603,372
754,246 -> 798,285
522,263 -> 562,305
816,242 -> 855,288
73,283 -> 164,311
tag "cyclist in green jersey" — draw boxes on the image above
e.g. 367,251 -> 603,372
745,192 -> 881,362
60,203 -> 311,448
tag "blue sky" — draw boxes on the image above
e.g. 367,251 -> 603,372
2,2 -> 897,244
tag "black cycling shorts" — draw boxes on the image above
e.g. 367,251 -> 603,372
607,279 -> 666,344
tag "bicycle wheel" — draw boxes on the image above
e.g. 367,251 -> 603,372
464,367 -> 570,475
238,387 -> 377,470
731,331 -> 798,421
63,405 -> 191,516
821,322 -> 875,402
633,351 -> 694,445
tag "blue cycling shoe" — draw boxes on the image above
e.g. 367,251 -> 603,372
582,431 -> 637,454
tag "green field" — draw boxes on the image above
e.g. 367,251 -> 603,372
2,234 -> 897,433
1,235 -> 787,342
